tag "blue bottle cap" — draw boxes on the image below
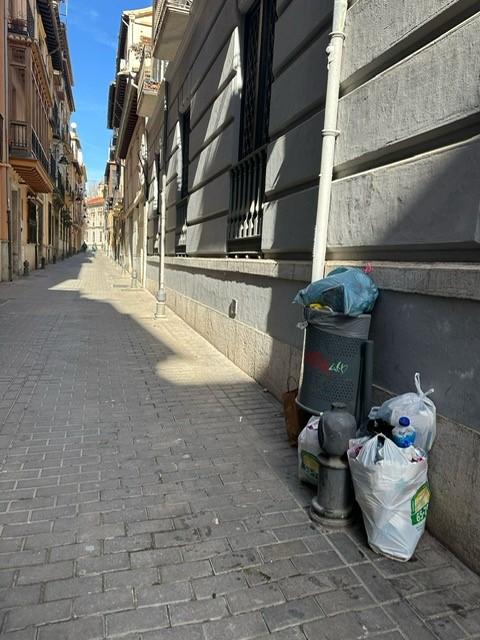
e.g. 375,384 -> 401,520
399,416 -> 410,427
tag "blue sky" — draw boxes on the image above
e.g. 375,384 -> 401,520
66,0 -> 148,186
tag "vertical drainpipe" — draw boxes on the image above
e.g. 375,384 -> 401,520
141,134 -> 148,288
155,79 -> 168,319
311,0 -> 348,282
4,4 -> 13,281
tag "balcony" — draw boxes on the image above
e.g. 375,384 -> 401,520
116,80 -> 138,160
137,51 -> 166,118
8,1 -> 35,39
153,0 -> 192,61
9,121 -> 53,193
111,189 -> 124,216
51,117 -> 62,140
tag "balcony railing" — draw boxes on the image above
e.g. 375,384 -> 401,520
153,0 -> 193,59
31,129 -> 49,174
137,48 -> 165,117
10,121 -> 28,150
10,121 -> 49,175
175,197 -> 188,255
138,51 -> 163,94
8,1 -> 34,38
227,146 -> 267,254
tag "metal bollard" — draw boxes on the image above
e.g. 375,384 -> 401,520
40,257 -> 46,269
130,270 -> 138,288
23,260 -> 30,276
154,289 -> 166,319
310,403 -> 357,527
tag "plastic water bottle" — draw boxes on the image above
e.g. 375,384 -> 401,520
392,417 -> 416,448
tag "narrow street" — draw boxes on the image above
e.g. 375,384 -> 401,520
0,254 -> 478,640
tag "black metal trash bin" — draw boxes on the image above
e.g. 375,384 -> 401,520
297,309 -> 373,426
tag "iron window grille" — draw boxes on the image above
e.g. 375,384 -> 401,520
147,153 -> 161,256
176,109 -> 190,255
228,0 -> 276,255
48,203 -> 52,245
27,200 -> 37,244
180,108 -> 190,199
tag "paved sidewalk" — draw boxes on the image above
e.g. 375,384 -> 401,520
0,253 -> 479,640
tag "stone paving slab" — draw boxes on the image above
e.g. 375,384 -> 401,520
0,253 -> 479,639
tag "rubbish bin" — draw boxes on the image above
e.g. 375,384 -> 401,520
297,309 -> 373,426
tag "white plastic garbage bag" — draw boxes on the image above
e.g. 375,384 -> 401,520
369,373 -> 436,452
298,416 -> 320,485
348,435 -> 430,561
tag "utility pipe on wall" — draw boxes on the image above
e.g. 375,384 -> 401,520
140,134 -> 148,288
311,0 -> 348,282
4,4 -> 13,281
155,80 -> 169,319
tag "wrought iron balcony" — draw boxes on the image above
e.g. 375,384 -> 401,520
227,146 -> 267,255
153,0 -> 193,60
10,121 -> 28,151
9,121 -> 52,192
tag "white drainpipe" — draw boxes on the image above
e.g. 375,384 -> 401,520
311,0 -> 348,282
155,80 -> 168,319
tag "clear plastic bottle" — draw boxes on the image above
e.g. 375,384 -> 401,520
392,416 -> 416,448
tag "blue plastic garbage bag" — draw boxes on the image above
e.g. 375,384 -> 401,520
293,267 -> 378,316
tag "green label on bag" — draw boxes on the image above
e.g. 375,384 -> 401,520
411,483 -> 430,525
301,451 -> 319,481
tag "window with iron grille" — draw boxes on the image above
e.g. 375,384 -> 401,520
176,109 -> 190,254
228,0 -> 276,254
147,152 -> 161,256
180,109 -> 190,199
27,200 -> 37,244
48,203 -> 52,245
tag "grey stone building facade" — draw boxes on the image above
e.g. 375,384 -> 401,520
108,0 -> 480,572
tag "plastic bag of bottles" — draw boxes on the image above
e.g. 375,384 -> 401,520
348,434 -> 430,561
368,373 -> 436,452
